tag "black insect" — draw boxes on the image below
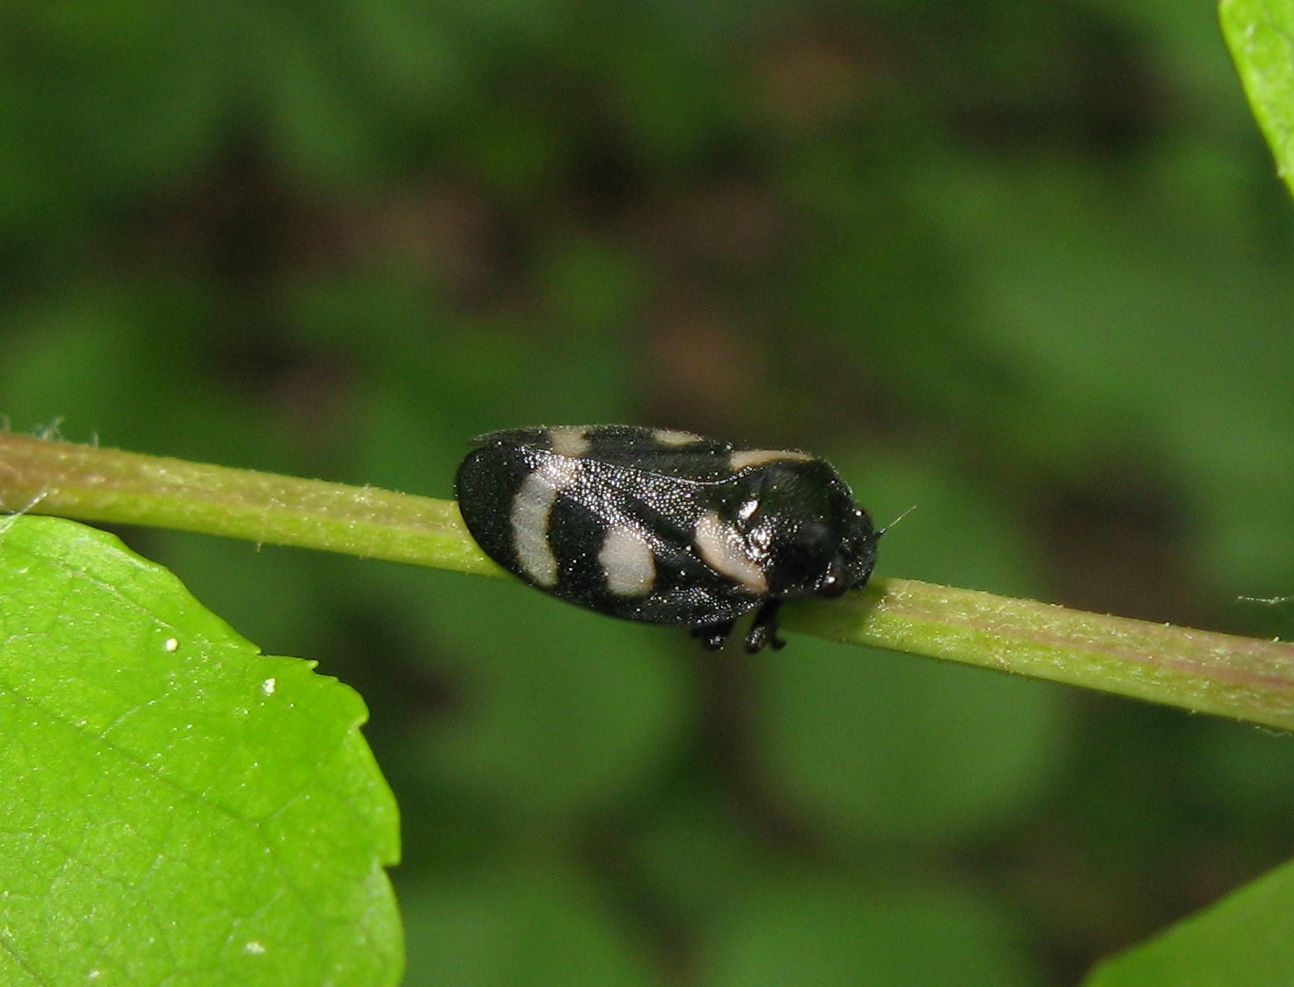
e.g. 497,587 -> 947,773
454,426 -> 878,652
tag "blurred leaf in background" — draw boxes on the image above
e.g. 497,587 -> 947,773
2,0 -> 1293,983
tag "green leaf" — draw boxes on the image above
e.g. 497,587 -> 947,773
1084,856 -> 1294,986
0,516 -> 401,985
1221,0 -> 1294,198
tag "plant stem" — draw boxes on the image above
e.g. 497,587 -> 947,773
0,432 -> 502,577
3,432 -> 1292,730
786,587 -> 1294,731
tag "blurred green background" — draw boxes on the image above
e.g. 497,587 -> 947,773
3,2 -> 1293,984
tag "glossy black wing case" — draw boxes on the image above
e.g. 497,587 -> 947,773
454,427 -> 769,626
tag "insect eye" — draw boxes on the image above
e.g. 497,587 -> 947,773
817,560 -> 848,597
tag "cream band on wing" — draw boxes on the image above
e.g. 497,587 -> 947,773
598,525 -> 657,597
510,456 -> 581,586
694,511 -> 768,594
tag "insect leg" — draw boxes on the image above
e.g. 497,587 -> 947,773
744,600 -> 786,653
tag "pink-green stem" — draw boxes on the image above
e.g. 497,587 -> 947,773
3,432 -> 1292,730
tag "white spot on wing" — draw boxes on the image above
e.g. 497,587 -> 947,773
548,426 -> 590,457
598,526 -> 656,597
728,449 -> 812,470
652,428 -> 704,446
511,456 -> 581,587
694,512 -> 768,594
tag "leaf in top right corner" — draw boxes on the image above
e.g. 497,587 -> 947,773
1221,0 -> 1294,199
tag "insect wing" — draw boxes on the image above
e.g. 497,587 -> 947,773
468,426 -> 741,481
456,439 -> 763,627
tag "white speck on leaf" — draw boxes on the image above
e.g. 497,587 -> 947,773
245,941 -> 266,955
164,637 -> 179,652
262,677 -> 277,696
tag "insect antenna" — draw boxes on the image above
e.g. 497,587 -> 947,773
877,504 -> 917,538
